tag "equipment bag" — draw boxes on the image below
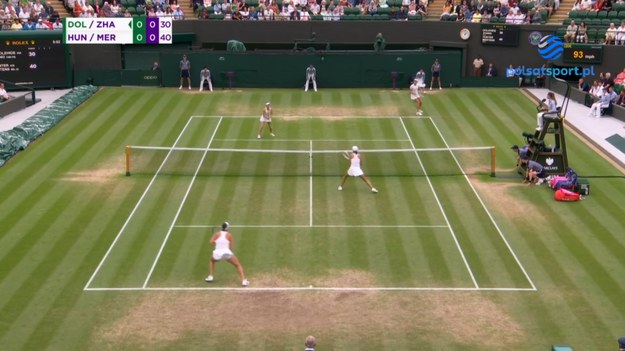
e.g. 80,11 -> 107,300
550,176 -> 568,189
554,188 -> 581,202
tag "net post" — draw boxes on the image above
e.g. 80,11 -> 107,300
490,146 -> 496,177
125,145 -> 131,176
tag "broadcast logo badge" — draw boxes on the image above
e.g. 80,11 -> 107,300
537,35 -> 564,60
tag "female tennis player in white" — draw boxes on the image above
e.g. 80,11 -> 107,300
409,78 -> 423,116
338,146 -> 378,193
205,222 -> 249,287
257,102 -> 275,139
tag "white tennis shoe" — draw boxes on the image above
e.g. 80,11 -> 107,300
338,186 -> 343,191
372,188 -> 378,193
257,134 -> 261,139
205,275 -> 214,282
242,279 -> 250,287
270,133 -> 275,137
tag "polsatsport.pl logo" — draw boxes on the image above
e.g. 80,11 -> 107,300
506,32 -> 596,78
506,65 -> 595,78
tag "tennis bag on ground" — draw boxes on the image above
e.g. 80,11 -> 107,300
549,176 -> 568,189
554,188 -> 581,202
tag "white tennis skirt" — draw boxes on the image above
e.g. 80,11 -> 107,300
347,167 -> 364,177
212,249 -> 234,261
260,115 -> 271,122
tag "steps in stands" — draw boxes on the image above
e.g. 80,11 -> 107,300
425,0 -> 441,20
548,0 -> 570,24
179,0 -> 195,19
51,0 -> 72,18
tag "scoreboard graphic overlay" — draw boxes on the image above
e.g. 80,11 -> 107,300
0,35 -> 68,87
63,18 -> 172,45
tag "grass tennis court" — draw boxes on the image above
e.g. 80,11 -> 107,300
1,87 -> 624,350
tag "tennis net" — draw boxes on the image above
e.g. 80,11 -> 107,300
125,145 -> 496,177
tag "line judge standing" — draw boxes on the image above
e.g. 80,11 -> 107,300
305,64 -> 317,92
179,54 -> 191,90
199,66 -> 213,92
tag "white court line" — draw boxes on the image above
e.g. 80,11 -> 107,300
83,116 -> 199,291
309,140 -> 313,227
399,117 -> 480,289
85,286 -> 536,292
214,138 -> 411,142
190,115 -> 428,119
426,116 -> 537,291
174,224 -> 449,228
142,117 -> 224,289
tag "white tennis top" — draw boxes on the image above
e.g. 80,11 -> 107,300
350,153 -> 361,168
215,231 -> 230,251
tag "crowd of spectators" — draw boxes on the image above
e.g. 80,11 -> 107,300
439,0 -> 555,23
1,0 -> 62,30
584,68 -> 625,116
195,0 -> 429,21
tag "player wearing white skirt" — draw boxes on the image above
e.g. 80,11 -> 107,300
257,102 -> 275,139
410,78 -> 423,116
205,222 -> 249,287
338,146 -> 378,193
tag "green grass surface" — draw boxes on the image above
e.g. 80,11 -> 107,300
0,87 -> 624,350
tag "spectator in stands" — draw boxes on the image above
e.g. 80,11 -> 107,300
485,63 -> 497,77
588,87 -> 612,117
535,63 -> 547,88
473,55 -> 484,77
52,17 -> 62,28
578,78 -> 591,92
22,18 -> 36,29
615,68 -> 625,87
213,0 -> 223,14
590,80 -> 603,97
10,18 -> 21,30
606,22 -> 618,44
616,21 -> 625,45
604,72 -> 615,88
472,9 -> 482,21
607,85 -> 619,103
571,0 -> 583,10
0,83 -> 12,102
304,335 -> 317,351
111,0 -> 121,16
42,18 -> 54,29
576,21 -> 588,43
440,0 -> 453,19
173,5 -> 184,19
35,18 -> 47,29
579,0 -> 592,10
618,89 -> 625,107
564,19 -> 578,43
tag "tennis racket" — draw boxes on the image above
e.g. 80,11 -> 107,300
342,151 -> 350,160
